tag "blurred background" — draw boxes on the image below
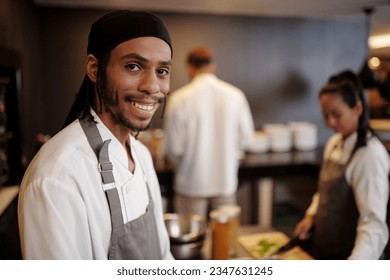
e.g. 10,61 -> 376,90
1,0 -> 390,259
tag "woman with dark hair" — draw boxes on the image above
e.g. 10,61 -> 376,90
293,70 -> 390,259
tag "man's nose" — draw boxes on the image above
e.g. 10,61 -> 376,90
139,71 -> 160,94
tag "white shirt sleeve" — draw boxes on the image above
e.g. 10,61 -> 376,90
346,144 -> 389,260
163,98 -> 185,166
18,177 -> 93,259
238,95 -> 255,151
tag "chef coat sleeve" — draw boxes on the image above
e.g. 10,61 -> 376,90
238,95 -> 255,150
18,177 -> 93,259
163,99 -> 185,165
347,147 -> 389,260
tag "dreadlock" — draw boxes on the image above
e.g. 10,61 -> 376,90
95,52 -> 111,115
63,51 -> 111,129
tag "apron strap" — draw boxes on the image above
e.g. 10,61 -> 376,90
79,118 -> 115,184
105,188 -> 125,229
79,117 -> 123,228
98,140 -> 115,184
79,117 -> 103,158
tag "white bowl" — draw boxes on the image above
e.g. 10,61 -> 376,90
289,122 -> 317,151
263,124 -> 292,152
250,131 -> 270,153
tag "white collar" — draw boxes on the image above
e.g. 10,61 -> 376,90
193,72 -> 217,82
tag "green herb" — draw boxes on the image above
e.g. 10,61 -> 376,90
253,239 -> 279,256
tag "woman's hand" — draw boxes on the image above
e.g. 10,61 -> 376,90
293,215 -> 315,239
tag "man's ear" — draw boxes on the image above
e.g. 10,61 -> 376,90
86,54 -> 98,83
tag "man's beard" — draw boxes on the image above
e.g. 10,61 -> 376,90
113,111 -> 152,132
101,87 -> 157,132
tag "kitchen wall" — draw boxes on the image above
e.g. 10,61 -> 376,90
1,2 -> 367,163
0,0 -> 44,165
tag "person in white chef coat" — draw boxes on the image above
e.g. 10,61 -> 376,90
293,70 -> 390,260
18,10 -> 174,260
163,46 -> 255,220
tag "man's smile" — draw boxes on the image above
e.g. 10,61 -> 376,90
130,101 -> 155,111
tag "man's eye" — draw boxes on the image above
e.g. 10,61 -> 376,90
158,68 -> 170,75
125,63 -> 141,71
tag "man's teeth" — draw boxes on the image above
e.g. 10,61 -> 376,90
131,101 -> 154,111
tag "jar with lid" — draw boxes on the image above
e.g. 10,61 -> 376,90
209,209 -> 229,260
218,205 -> 241,257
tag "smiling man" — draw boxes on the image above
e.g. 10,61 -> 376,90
18,10 -> 174,260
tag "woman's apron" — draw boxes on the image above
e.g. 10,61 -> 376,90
312,141 -> 359,260
79,118 -> 162,259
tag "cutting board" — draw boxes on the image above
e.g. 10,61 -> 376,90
238,231 -> 313,260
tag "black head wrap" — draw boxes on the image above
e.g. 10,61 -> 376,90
63,10 -> 172,127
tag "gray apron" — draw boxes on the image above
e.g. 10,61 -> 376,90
313,141 -> 359,259
79,117 -> 162,260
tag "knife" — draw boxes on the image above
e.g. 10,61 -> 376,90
273,226 -> 314,256
259,236 -> 303,259
273,236 -> 303,255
